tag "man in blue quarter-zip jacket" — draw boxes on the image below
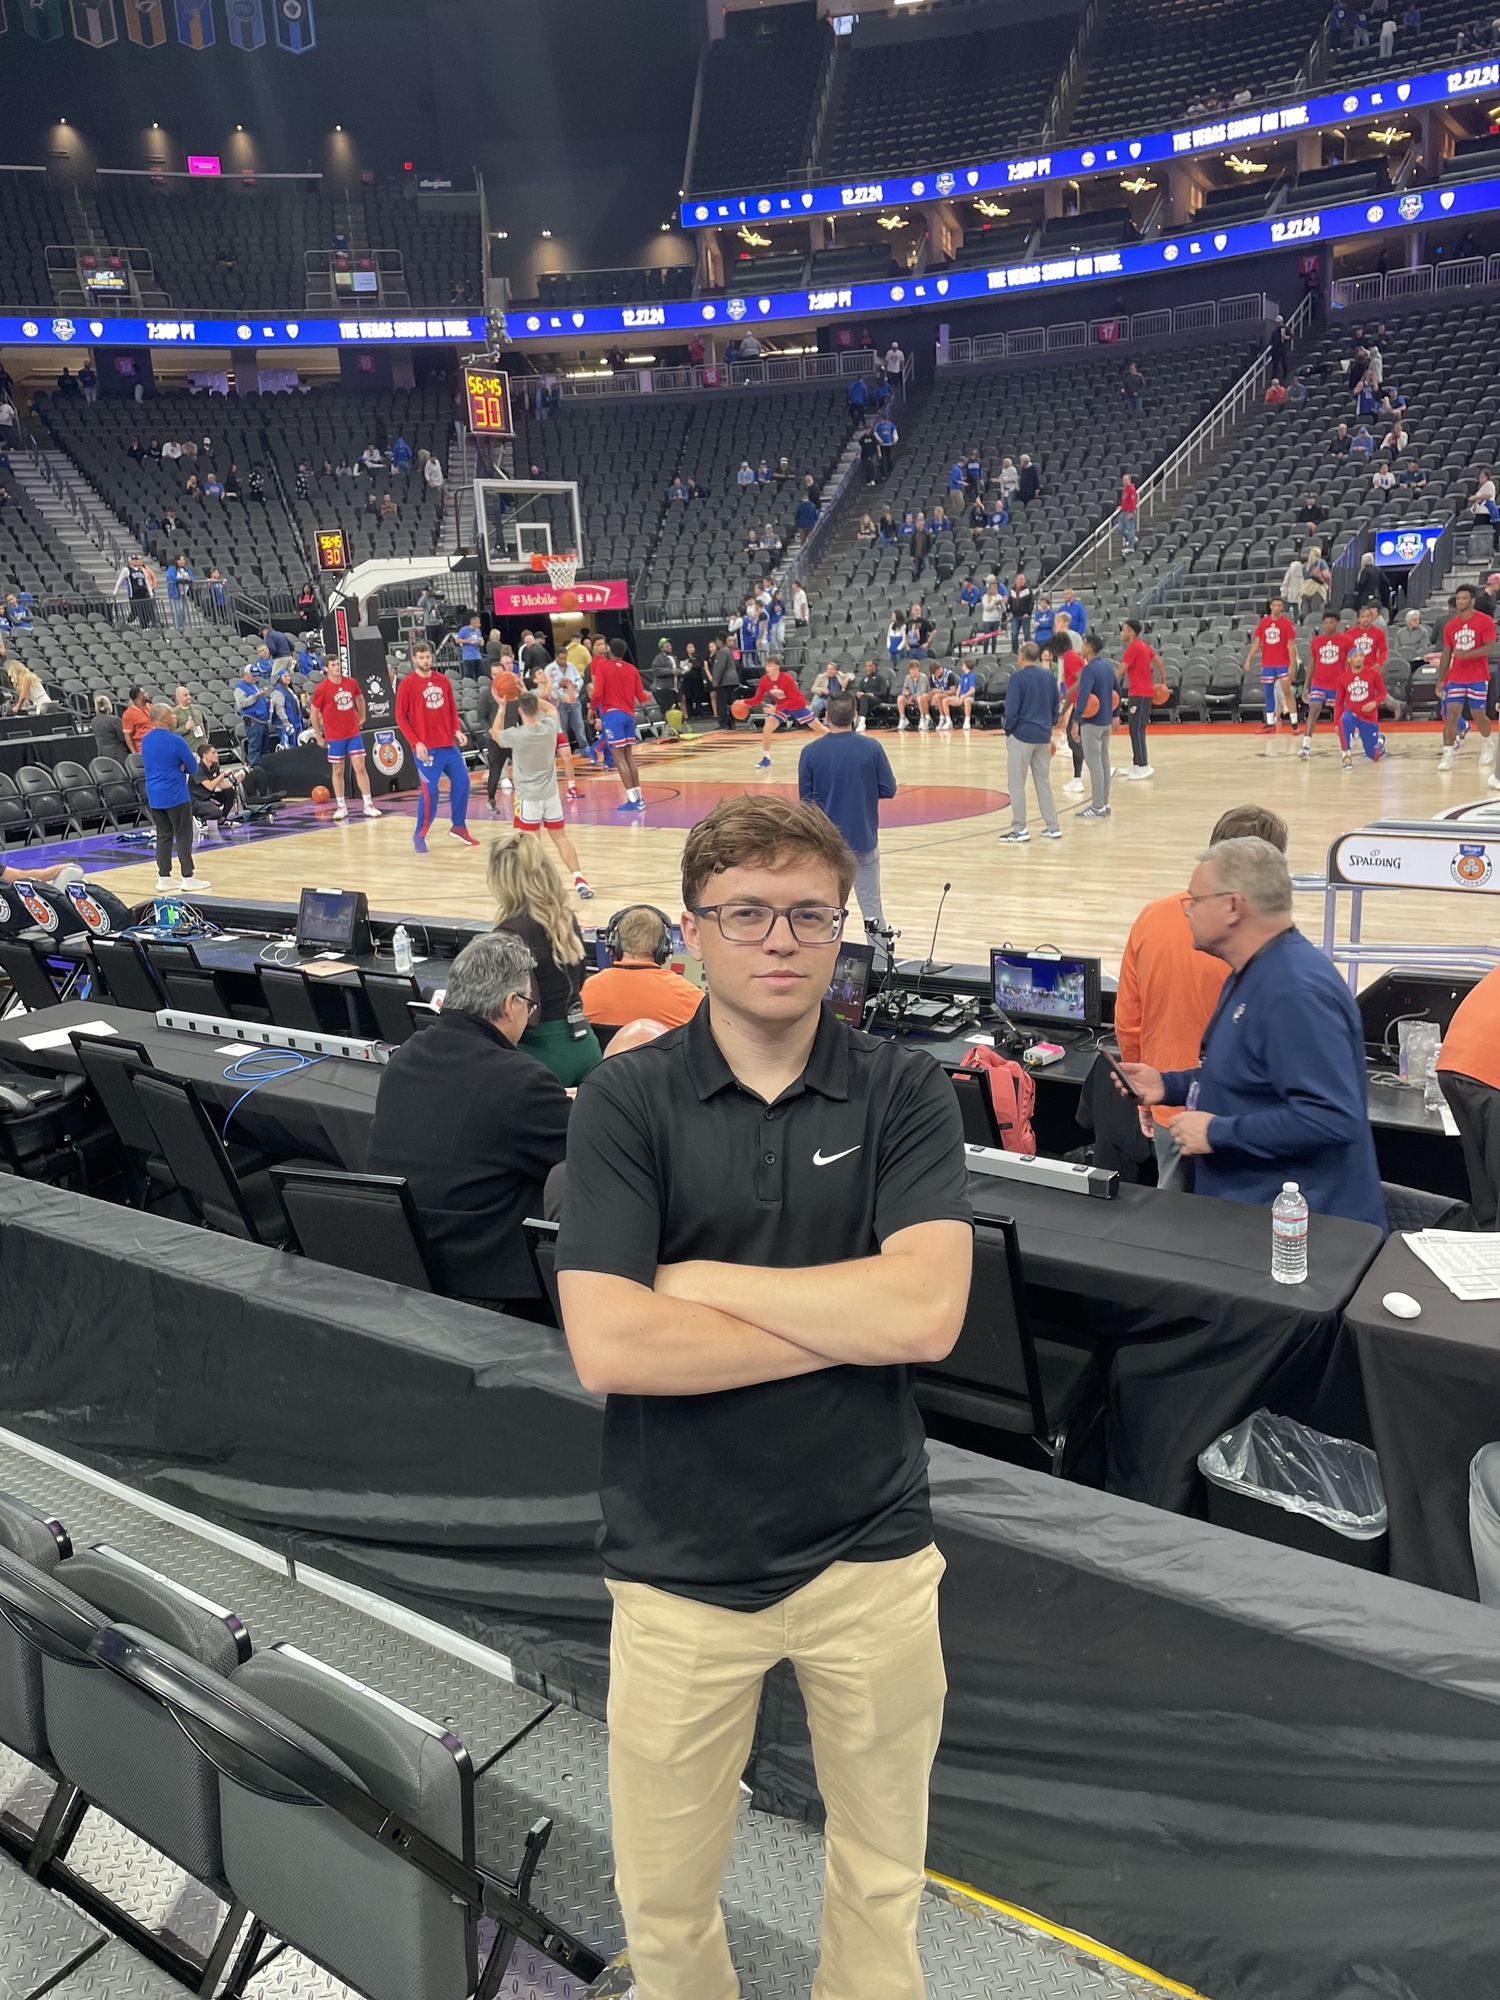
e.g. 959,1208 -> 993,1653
1118,835 -> 1385,1230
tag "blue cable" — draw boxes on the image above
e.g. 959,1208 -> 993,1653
219,1048 -> 332,1140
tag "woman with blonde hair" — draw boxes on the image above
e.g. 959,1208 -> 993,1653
5,659 -> 48,716
486,831 -> 601,1084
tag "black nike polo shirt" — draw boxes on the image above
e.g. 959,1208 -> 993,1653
556,1000 -> 971,1610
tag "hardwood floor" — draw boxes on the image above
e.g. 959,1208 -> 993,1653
110,724 -> 1500,977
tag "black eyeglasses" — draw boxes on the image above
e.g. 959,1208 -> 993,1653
691,903 -> 847,945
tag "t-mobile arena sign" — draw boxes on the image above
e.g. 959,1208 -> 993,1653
492,579 -> 630,615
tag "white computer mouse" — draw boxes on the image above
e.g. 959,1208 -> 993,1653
1382,1291 -> 1422,1319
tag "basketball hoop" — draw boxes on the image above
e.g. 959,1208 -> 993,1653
544,553 -> 579,592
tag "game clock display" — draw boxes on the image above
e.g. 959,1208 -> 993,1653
315,529 -> 349,573
465,367 -> 514,437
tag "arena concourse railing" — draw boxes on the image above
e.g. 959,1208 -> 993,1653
558,346 -> 886,401
1039,288 -> 1316,595
938,290 -> 1276,369
1332,252 -> 1500,310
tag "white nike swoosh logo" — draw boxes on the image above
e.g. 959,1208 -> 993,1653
813,1146 -> 861,1167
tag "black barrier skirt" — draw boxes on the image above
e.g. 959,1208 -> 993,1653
2,1182 -> 1500,1997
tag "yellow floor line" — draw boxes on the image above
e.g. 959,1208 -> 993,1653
927,1871 -> 1210,1999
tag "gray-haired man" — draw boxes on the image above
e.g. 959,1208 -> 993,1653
367,931 -> 570,1311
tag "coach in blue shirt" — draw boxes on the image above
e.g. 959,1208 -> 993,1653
798,691 -> 897,925
999,640 -> 1061,843
140,704 -> 205,893
1120,835 -> 1385,1230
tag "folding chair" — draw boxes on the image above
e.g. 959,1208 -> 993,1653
129,1068 -> 304,1247
270,1166 -> 438,1291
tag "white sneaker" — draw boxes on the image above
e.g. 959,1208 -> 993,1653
154,876 -> 176,893
1298,740 -> 1311,759
501,775 -> 513,791
1487,771 -> 1500,791
181,877 -> 208,891
363,801 -> 382,818
898,717 -> 909,732
963,719 -> 971,732
937,716 -> 951,731
1041,827 -> 1063,839
1125,765 -> 1155,780
1341,752 -> 1353,769
1061,777 -> 1086,795
855,717 -> 867,732
919,717 -> 931,732
332,804 -> 347,820
997,828 -> 1031,844
1438,749 -> 1454,771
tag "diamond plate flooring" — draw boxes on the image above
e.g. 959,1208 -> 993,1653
0,1431 -> 1192,2000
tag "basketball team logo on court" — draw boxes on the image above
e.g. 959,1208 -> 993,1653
372,732 -> 403,776
1451,844 -> 1493,887
13,882 -> 58,932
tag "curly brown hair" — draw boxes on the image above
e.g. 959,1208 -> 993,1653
682,795 -> 856,910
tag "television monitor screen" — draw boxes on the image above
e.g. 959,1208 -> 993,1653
297,886 -> 365,954
989,949 -> 1101,1028
827,941 -> 874,1028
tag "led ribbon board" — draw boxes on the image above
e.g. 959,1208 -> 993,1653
681,58 -> 1500,226
0,313 -> 488,348
508,174 -> 1500,342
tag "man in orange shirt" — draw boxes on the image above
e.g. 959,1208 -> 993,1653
581,905 -> 703,1031
1114,804 -> 1288,1189
121,684 -> 154,755
1436,966 -> 1500,1227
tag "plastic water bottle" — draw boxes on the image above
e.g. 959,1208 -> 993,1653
392,924 -> 413,976
1271,1182 -> 1309,1286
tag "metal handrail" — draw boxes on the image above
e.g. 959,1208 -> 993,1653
1038,287 -> 1315,594
1332,253 -> 1500,310
1039,0 -> 1101,144
557,348 -> 884,400
939,290 -> 1275,367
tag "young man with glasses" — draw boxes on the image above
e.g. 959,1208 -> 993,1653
556,793 -> 972,2000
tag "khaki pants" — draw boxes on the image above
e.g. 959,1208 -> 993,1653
606,1543 -> 947,2000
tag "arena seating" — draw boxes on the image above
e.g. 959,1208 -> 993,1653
0,171 -> 75,310
824,20 -> 1075,178
35,388 -> 452,602
0,482 -> 84,601
1068,0 -> 1326,139
1060,303 -> 1500,718
91,180 -> 335,313
362,186 -> 483,307
533,265 -> 696,309
1325,0 -> 1475,81
805,340 -> 1256,666
511,385 -> 854,610
688,4 -> 825,195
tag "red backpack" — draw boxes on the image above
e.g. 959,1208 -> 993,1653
957,1045 -> 1037,1155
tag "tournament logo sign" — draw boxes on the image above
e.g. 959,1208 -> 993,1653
13,881 -> 59,933
726,298 -> 748,321
51,319 -> 76,343
1451,842 -> 1493,887
372,731 -> 403,776
1394,530 -> 1426,562
1398,192 -> 1424,222
936,171 -> 956,196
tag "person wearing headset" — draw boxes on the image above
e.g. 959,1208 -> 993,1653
580,905 -> 704,1030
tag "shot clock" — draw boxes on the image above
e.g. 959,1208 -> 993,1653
464,366 -> 514,437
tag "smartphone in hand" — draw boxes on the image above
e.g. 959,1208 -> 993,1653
1100,1046 -> 1143,1102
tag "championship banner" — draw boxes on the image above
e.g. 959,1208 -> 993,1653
493,578 -> 629,616
69,0 -> 117,44
272,0 -> 314,52
173,0 -> 214,46
20,0 -> 65,39
225,0 -> 264,48
124,0 -> 166,44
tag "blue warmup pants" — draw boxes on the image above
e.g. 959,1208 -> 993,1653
415,744 -> 470,836
1339,713 -> 1383,760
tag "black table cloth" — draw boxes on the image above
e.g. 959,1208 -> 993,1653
1344,1233 -> 1500,1600
0,999 -> 381,1168
968,1174 -> 1383,1512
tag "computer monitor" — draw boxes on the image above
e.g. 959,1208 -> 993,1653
826,940 -> 875,1028
296,886 -> 370,956
989,949 -> 1101,1029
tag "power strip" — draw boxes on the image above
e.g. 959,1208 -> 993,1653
155,1010 -> 389,1065
965,1144 -> 1118,1199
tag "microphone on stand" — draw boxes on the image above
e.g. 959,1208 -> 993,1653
919,881 -> 952,978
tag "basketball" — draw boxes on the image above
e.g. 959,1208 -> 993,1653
529,551 -> 547,572
730,699 -> 750,721
559,588 -> 579,612
311,785 -> 332,803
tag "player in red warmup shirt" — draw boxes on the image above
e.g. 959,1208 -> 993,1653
1437,582 -> 1497,777
588,639 -> 650,812
1244,594 -> 1298,731
309,658 -> 381,821
394,641 -> 474,853
1336,651 -> 1388,767
749,657 -> 827,768
1299,611 -> 1350,756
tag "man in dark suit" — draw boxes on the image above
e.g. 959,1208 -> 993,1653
367,931 -> 569,1311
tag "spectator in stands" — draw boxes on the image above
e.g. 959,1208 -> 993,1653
1354,371 -> 1382,417
997,457 -> 1020,505
161,438 -> 183,466
1372,461 -> 1396,494
1057,587 -> 1088,638
1115,805 -> 1288,1189
974,574 -> 1005,653
391,435 -> 412,476
423,454 -> 444,497
0,395 -> 14,446
119,685 -> 153,754
163,554 -> 193,632
4,660 -> 48,716
848,375 -> 870,423
141,703 -> 205,894
379,490 -> 399,521
1008,571 -> 1035,653
1382,415 -> 1411,455
269,664 -> 306,751
368,930 -> 569,1314
172,684 -> 209,754
1032,596 -> 1056,649
808,663 -> 851,721
884,340 -> 905,390
1393,607 -> 1435,668
896,660 -> 931,731
1121,362 -> 1146,414
856,513 -> 877,542
489,831 -> 601,1084
1470,468 -> 1500,548
90,694 -> 129,765
583,907 -> 702,1032
262,623 -> 294,659
1350,425 -> 1375,455
1016,454 -> 1040,505
1301,547 -> 1332,621
117,554 -> 155,627
1299,495 -> 1328,541
736,459 -> 756,488
873,411 -> 898,478
668,476 -> 689,503
1119,473 -> 1139,552
1264,379 -> 1287,408
795,488 -> 820,543
909,511 -> 930,580
1379,13 -> 1397,54
233,662 -> 272,766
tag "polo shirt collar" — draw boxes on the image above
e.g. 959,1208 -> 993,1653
684,999 -> 850,1104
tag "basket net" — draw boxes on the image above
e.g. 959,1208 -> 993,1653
544,553 -> 579,590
